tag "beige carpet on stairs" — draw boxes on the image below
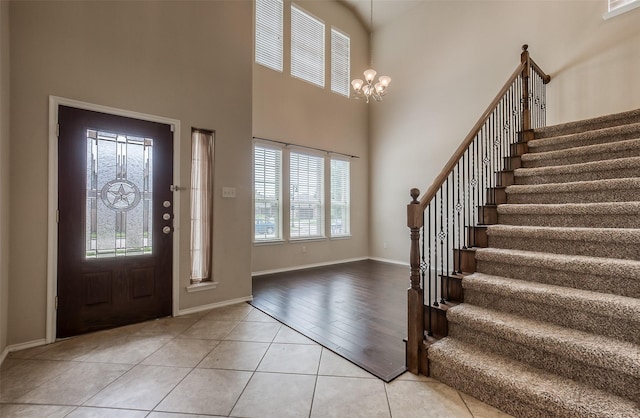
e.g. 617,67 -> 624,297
427,108 -> 640,417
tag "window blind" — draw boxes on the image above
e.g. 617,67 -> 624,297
330,158 -> 350,236
290,152 -> 324,238
254,145 -> 282,241
331,28 -> 350,97
190,130 -> 214,283
291,4 -> 325,87
256,0 -> 283,72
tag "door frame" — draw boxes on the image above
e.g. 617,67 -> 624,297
46,96 -> 181,343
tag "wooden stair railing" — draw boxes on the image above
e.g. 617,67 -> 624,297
406,45 -> 551,375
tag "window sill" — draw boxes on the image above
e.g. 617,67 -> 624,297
289,236 -> 327,243
330,234 -> 352,240
603,1 -> 640,19
186,281 -> 219,293
254,239 -> 286,246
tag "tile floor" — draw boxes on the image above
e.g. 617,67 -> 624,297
0,303 -> 512,417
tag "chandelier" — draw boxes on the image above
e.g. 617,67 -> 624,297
351,0 -> 391,103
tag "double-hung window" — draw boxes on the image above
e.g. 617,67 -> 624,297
290,151 -> 324,239
255,0 -> 283,72
254,144 -> 282,241
331,28 -> 350,97
291,4 -> 325,87
330,158 -> 350,236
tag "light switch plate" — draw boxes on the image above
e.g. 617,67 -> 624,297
222,187 -> 237,198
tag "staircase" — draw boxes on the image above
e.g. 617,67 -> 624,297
428,109 -> 640,417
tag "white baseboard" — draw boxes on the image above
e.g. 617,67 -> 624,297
3,338 -> 48,360
252,257 -> 369,277
176,295 -> 253,317
368,256 -> 409,267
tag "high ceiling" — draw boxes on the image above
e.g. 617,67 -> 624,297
338,0 -> 424,31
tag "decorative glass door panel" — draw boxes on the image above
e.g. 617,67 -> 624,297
85,129 -> 153,258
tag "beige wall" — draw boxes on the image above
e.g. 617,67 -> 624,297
370,0 -> 640,263
0,0 -> 10,356
252,0 -> 370,273
9,0 -> 253,345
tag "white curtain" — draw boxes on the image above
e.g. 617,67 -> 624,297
190,130 -> 214,283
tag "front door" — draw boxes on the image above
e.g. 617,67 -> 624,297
57,106 -> 173,338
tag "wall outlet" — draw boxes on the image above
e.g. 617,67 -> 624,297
222,187 -> 236,198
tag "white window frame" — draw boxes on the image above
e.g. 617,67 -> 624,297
255,0 -> 284,72
331,27 -> 350,97
604,0 -> 640,19
289,150 -> 325,240
253,142 -> 283,242
330,157 -> 350,237
291,4 -> 325,88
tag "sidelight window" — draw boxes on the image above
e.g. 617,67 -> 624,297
190,129 -> 214,283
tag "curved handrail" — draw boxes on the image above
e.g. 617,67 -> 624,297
418,45 -> 550,210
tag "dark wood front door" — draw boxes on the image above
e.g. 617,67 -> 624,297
57,106 -> 173,338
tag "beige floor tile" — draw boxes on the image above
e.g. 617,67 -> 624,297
385,379 -> 473,418
0,403 -> 75,417
273,325 -> 316,344
33,333 -> 114,361
318,348 -> 375,378
197,340 -> 269,371
242,308 -> 279,323
460,392 -> 514,418
0,359 -> 72,402
257,343 -> 322,374
15,362 -> 131,405
75,335 -> 171,364
85,364 -> 190,410
223,321 -> 282,342
178,319 -> 239,340
147,412 -> 224,418
154,368 -> 252,416
141,338 -> 219,367
311,375 -> 391,418
395,371 -> 438,382
230,372 -> 316,418
65,406 -> 149,417
128,317 -> 200,337
6,344 -> 55,359
0,357 -> 23,372
202,303 -> 254,321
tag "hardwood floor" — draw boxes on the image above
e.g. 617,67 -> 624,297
251,259 -> 408,382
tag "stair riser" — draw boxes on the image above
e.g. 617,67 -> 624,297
504,156 -> 522,170
497,213 -> 640,228
530,131 -> 640,153
486,188 -> 507,205
453,249 -> 476,273
463,289 -> 640,345
448,325 -> 638,402
507,188 -> 640,204
467,226 -> 488,247
487,235 -> 640,261
514,166 -> 640,185
428,351 -> 575,418
522,147 -> 640,168
477,206 -> 498,224
496,171 -> 515,187
475,260 -> 640,298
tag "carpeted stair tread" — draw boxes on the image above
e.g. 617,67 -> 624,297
506,177 -> 640,204
428,338 -> 640,418
528,122 -> 640,153
514,156 -> 640,184
534,108 -> 640,139
485,224 -> 640,260
462,272 -> 640,344
446,304 -> 640,378
474,247 -> 640,298
463,272 -> 640,324
498,201 -> 640,216
497,202 -> 640,228
521,138 -> 640,167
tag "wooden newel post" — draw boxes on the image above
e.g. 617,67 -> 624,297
520,44 -> 531,132
407,188 -> 425,374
